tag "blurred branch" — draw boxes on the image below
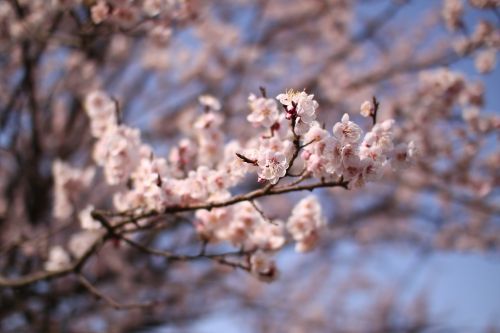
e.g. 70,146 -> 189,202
77,273 -> 156,310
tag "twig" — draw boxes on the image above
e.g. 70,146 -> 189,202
0,177 -> 348,288
0,233 -> 106,288
77,274 -> 155,310
259,86 -> 267,98
299,139 -> 316,149
163,178 -> 349,214
250,200 -> 276,225
285,117 -> 302,177
287,173 -> 311,187
371,96 -> 379,126
236,153 -> 258,165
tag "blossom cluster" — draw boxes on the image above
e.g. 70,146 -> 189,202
89,0 -> 188,26
418,68 -> 499,135
47,89 -> 414,282
444,1 -> 500,74
287,196 -> 326,253
1,0 -> 187,41
52,160 -> 94,219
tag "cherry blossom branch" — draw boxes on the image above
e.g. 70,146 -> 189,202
285,128 -> 302,177
93,211 -> 260,276
0,177 -> 348,288
287,173 -> 312,187
0,219 -> 74,255
236,153 -> 258,165
157,178 -> 349,215
250,200 -> 275,225
286,168 -> 308,178
92,209 -> 255,263
0,233 -> 105,288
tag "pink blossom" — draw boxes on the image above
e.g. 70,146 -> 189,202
257,150 -> 288,184
360,100 -> 374,118
52,160 -> 95,219
79,205 -> 102,230
84,90 -> 117,138
287,195 -> 325,252
91,1 -> 110,24
44,246 -> 70,271
247,94 -> 279,127
250,251 -> 279,282
332,113 -> 363,144
276,90 -> 318,124
93,125 -> 142,185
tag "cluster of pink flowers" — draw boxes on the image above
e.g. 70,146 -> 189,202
442,0 -> 464,31
89,0 -> 187,27
47,88 -> 414,281
196,201 -> 285,251
417,68 -> 498,135
287,196 -> 325,253
276,90 -> 319,134
301,114 -> 414,188
84,92 -> 246,214
247,93 -> 280,127
445,2 -> 499,74
52,160 -> 94,219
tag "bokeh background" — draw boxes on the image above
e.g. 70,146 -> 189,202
0,0 -> 499,332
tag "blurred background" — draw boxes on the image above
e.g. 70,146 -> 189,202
0,0 -> 499,332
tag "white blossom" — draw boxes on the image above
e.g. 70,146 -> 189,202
90,1 -> 110,24
44,246 -> 70,271
143,0 -> 164,17
84,90 -> 117,138
332,113 -> 363,144
360,100 -> 374,118
250,251 -> 279,282
198,94 -> 221,111
247,94 -> 279,127
194,111 -> 224,167
257,150 -> 288,184
221,141 -> 255,184
169,138 -> 197,177
276,89 -> 298,111
194,110 -> 223,131
391,141 -> 417,170
52,160 -> 95,219
287,195 -> 325,252
250,219 -> 286,251
93,125 -> 142,185
129,157 -> 170,211
475,48 -> 497,74
68,231 -> 101,258
276,90 -> 319,124
462,107 -> 480,122
111,6 -> 139,29
442,0 -> 463,31
301,124 -> 335,177
195,206 -> 233,242
303,123 -> 328,143
79,205 -> 102,230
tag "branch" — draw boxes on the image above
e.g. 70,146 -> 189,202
93,210 -> 256,265
104,178 -> 350,224
371,96 -> 380,126
0,233 -> 105,288
77,274 -> 156,310
163,178 -> 349,214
